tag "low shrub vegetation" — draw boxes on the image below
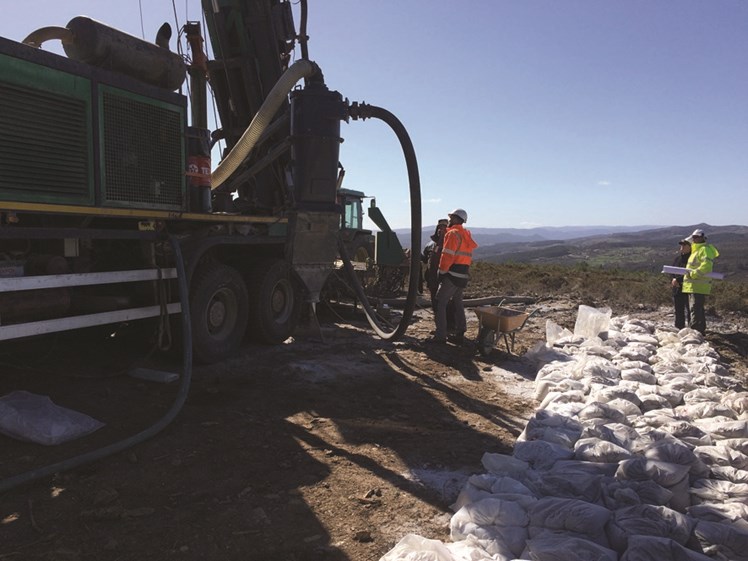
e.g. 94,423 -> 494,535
468,261 -> 748,314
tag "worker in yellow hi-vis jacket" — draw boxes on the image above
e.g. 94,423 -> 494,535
681,228 -> 720,335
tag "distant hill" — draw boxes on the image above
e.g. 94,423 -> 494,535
395,224 -> 662,249
396,224 -> 748,281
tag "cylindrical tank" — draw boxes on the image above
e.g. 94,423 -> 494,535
0,289 -> 72,323
186,127 -> 212,213
0,255 -> 72,323
25,254 -> 70,276
63,16 -> 186,91
290,82 -> 346,207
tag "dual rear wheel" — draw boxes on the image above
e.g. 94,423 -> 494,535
189,259 -> 301,364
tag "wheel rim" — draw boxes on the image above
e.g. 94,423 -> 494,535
270,278 -> 294,324
353,246 -> 370,262
207,287 -> 238,338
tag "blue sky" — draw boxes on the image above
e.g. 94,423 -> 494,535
2,1 -> 747,229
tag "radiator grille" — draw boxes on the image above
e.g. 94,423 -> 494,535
0,82 -> 92,204
101,89 -> 185,210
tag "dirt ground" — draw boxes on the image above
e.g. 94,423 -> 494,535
0,295 -> 746,561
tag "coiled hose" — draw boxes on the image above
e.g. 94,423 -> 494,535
341,103 -> 422,340
211,59 -> 318,190
0,235 -> 192,494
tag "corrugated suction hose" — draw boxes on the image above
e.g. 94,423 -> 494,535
211,59 -> 318,190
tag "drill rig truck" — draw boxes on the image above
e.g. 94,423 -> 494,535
0,0 -> 422,365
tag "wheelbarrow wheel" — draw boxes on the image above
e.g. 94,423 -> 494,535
478,327 -> 496,357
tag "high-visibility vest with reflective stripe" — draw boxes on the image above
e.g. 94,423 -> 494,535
438,225 -> 477,279
682,242 -> 719,295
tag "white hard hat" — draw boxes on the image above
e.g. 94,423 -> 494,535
686,228 -> 706,242
449,208 -> 468,223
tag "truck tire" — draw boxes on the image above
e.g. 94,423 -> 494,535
190,263 -> 249,364
350,236 -> 373,263
350,236 -> 375,291
247,258 -> 301,344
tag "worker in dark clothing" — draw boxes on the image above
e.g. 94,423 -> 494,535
422,219 -> 448,311
670,239 -> 691,329
422,218 -> 456,331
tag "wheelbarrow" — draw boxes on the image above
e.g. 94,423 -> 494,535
473,304 -> 538,357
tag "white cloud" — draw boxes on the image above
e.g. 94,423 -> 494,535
597,180 -> 611,186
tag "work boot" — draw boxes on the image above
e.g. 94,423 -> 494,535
448,333 -> 465,345
426,336 -> 447,345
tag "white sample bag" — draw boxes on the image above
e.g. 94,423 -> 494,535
0,390 -> 104,446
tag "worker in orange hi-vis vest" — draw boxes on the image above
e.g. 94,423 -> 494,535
428,208 -> 478,345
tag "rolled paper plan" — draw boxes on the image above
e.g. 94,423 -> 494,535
661,265 -> 725,280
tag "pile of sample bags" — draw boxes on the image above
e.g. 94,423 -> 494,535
381,306 -> 748,561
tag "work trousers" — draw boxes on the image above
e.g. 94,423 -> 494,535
673,291 -> 690,329
689,293 -> 707,335
435,275 -> 466,339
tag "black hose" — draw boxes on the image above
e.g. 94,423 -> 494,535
343,103 -> 422,340
0,235 -> 193,494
